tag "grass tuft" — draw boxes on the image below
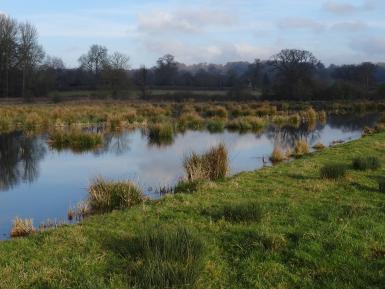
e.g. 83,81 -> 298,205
184,143 -> 228,182
48,130 -> 102,152
207,201 -> 262,223
352,156 -> 381,171
147,123 -> 174,146
270,147 -> 285,163
128,226 -> 205,289
320,163 -> 347,179
88,178 -> 144,214
10,218 -> 35,238
294,139 -> 309,157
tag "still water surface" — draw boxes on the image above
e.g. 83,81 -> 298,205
0,113 -> 379,239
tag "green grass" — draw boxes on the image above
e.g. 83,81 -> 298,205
1,133 -> 385,288
352,156 -> 381,171
88,178 -> 144,214
320,163 -> 347,179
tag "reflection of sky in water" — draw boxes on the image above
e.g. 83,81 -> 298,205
0,113 -> 379,239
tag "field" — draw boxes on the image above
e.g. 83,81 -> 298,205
1,130 -> 384,288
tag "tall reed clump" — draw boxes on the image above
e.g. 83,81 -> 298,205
184,143 -> 229,182
128,226 -> 205,289
320,163 -> 347,179
88,178 -> 144,214
270,147 -> 285,163
48,130 -> 103,152
10,218 -> 35,238
301,107 -> 317,123
147,123 -> 174,145
352,156 -> 381,171
294,139 -> 309,157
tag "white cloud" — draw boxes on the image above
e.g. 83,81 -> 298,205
323,0 -> 377,15
137,9 -> 236,34
350,37 -> 385,56
331,21 -> 367,32
278,18 -> 325,32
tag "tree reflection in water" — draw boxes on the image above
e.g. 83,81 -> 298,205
0,131 -> 46,191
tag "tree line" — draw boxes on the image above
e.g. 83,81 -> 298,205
1,14 -> 385,101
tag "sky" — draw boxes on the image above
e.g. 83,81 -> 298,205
1,0 -> 385,68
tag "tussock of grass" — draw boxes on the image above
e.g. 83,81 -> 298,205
313,143 -> 326,150
320,163 -> 347,179
294,139 -> 309,157
270,147 -> 285,163
227,116 -> 265,132
379,179 -> 385,193
207,201 -> 262,223
10,218 -> 35,238
207,119 -> 225,133
177,112 -> 204,130
147,123 -> 174,145
128,226 -> 205,289
88,178 -> 144,213
184,143 -> 228,182
352,156 -> 381,171
48,130 -> 102,152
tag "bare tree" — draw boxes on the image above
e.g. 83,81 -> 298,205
102,52 -> 130,98
136,65 -> 149,99
18,22 -> 45,99
79,44 -> 108,75
0,15 -> 18,97
272,49 -> 320,99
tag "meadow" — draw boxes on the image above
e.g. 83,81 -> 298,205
1,128 -> 385,288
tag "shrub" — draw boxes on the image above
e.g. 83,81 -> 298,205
88,178 -> 144,213
128,226 -> 205,289
379,179 -> 385,193
270,147 -> 285,163
294,139 -> 309,157
320,164 -> 347,179
207,119 -> 225,133
10,218 -> 35,238
208,201 -> 262,223
352,156 -> 381,171
184,143 -> 228,182
48,130 -> 103,152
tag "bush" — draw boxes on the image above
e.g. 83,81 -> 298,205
88,178 -> 144,213
128,226 -> 205,289
352,156 -> 381,171
208,201 -> 262,223
320,164 -> 347,179
184,143 -> 228,181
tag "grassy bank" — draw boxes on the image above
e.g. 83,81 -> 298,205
1,133 -> 385,288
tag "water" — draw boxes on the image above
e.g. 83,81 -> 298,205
0,113 -> 379,239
